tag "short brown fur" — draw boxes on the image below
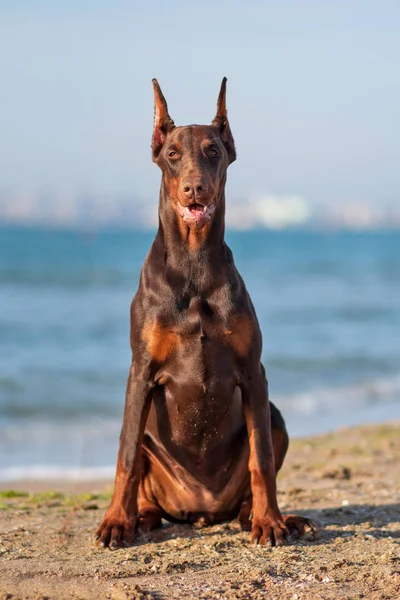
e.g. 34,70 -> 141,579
225,315 -> 254,357
142,321 -> 181,363
96,78 -> 317,549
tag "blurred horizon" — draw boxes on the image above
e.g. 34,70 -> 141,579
1,190 -> 400,231
1,1 -> 399,230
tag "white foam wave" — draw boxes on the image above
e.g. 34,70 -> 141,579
273,375 -> 400,416
0,464 -> 115,483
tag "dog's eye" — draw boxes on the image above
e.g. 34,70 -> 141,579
209,147 -> 219,157
168,150 -> 178,158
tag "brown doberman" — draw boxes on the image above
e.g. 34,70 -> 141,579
96,78 -> 316,549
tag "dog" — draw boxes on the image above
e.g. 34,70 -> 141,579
96,78 -> 316,548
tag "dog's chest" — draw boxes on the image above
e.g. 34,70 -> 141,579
144,297 -> 251,448
143,296 -> 254,374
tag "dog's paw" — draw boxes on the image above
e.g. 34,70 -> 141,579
95,509 -> 138,549
283,514 -> 319,541
250,514 -> 290,547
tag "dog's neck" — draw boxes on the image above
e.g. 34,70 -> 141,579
152,180 -> 231,296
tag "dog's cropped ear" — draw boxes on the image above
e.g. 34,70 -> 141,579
212,77 -> 236,164
152,79 -> 175,161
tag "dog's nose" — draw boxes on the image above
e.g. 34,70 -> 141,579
182,179 -> 208,200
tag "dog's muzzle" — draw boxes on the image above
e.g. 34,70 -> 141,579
177,201 -> 216,229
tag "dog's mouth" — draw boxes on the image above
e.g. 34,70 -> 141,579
177,201 -> 216,229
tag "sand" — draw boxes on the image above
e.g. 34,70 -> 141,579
1,422 -> 399,600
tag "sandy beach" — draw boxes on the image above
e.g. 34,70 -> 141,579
1,422 -> 399,600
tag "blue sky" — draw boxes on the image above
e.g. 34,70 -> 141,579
1,1 -> 399,208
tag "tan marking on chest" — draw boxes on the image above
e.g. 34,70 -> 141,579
175,211 -> 209,254
224,315 -> 254,357
188,227 -> 209,253
142,320 -> 181,362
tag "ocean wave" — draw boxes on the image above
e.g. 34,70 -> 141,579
266,355 -> 394,372
0,418 -> 121,442
0,465 -> 115,482
274,375 -> 400,415
0,270 -> 130,288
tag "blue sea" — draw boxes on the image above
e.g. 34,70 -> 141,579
1,226 -> 400,482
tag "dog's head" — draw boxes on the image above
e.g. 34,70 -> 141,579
151,78 -> 236,230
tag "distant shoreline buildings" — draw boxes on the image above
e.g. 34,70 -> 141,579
0,189 -> 399,231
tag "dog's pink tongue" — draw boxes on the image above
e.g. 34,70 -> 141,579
186,204 -> 205,218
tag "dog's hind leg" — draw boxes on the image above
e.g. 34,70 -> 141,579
137,464 -> 163,533
139,506 -> 162,533
269,401 -> 318,540
269,400 -> 289,474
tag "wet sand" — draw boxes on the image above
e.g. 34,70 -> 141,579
1,422 -> 399,599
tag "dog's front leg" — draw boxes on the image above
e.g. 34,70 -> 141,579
96,365 -> 152,548
242,367 -> 289,546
